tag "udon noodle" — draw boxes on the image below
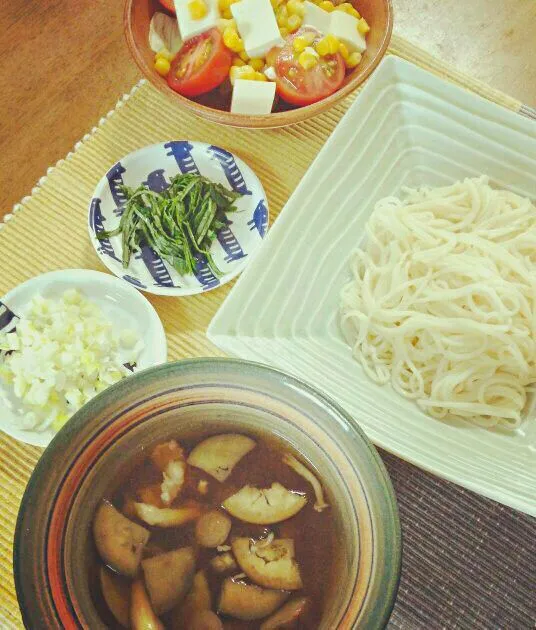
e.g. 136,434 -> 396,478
339,176 -> 536,430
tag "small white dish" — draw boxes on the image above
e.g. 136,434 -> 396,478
208,56 -> 536,516
0,269 -> 167,447
88,141 -> 269,296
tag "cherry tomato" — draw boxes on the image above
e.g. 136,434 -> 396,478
167,29 -> 233,98
273,29 -> 345,106
158,0 -> 176,13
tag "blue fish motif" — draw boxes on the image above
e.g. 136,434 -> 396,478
165,141 -> 200,174
107,162 -> 128,216
0,302 -> 17,332
207,145 -> 252,195
217,218 -> 247,263
89,198 -> 121,263
143,169 -> 169,193
137,248 -> 176,288
193,254 -> 220,290
123,275 -> 147,289
247,199 -> 268,238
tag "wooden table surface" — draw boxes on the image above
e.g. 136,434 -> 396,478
1,0 -> 535,218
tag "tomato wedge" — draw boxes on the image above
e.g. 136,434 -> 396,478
273,29 -> 345,107
167,29 -> 232,98
158,0 -> 176,13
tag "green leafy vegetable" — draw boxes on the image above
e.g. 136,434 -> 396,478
97,174 -> 242,280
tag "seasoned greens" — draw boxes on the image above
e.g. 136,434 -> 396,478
97,174 -> 241,279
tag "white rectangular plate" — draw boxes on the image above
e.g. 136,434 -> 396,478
208,56 -> 536,516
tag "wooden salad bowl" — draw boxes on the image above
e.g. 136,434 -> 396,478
124,0 -> 393,128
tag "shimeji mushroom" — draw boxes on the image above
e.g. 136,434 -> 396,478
141,547 -> 197,615
131,580 -> 164,630
195,510 -> 232,548
231,538 -> 303,590
187,434 -> 256,482
218,578 -> 289,621
93,500 -> 150,577
222,483 -> 307,525
282,454 -> 329,512
210,552 -> 238,574
260,596 -> 312,629
133,501 -> 202,528
99,566 -> 130,628
172,570 -> 212,629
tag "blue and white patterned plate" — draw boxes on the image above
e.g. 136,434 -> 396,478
88,141 -> 269,296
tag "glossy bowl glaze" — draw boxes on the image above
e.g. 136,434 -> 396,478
14,359 -> 401,628
124,0 -> 393,128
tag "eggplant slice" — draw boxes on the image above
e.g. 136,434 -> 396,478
260,596 -> 312,629
232,538 -> 303,590
93,500 -> 150,577
218,578 -> 289,621
187,434 -> 256,482
134,502 -> 202,528
223,483 -> 307,525
99,566 -> 131,628
142,547 -> 196,615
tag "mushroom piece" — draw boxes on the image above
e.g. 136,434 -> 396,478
134,501 -> 202,528
187,434 -> 256,482
210,552 -> 238,574
93,500 -> 150,577
171,570 -> 211,629
142,547 -> 196,615
195,510 -> 232,548
222,483 -> 307,525
232,538 -> 303,590
218,578 -> 290,621
189,610 -> 224,630
131,580 -> 164,630
151,440 -> 187,505
99,566 -> 131,628
260,597 -> 312,629
283,454 -> 329,512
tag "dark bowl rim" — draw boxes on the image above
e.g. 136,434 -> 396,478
14,357 -> 401,629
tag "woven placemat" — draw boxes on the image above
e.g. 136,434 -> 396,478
1,35 -> 535,629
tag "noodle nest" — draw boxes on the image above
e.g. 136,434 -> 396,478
339,176 -> 536,430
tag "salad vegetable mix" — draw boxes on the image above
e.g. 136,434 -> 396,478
149,0 -> 370,113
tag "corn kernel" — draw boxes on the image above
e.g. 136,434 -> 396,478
357,17 -> 370,34
249,57 -> 265,71
298,47 -> 319,70
346,51 -> 362,68
338,41 -> 350,60
279,26 -> 290,38
222,8 -> 232,18
218,17 -> 236,31
229,64 -> 256,84
287,0 -> 305,15
293,35 -> 310,53
276,5 -> 288,26
336,2 -> 357,15
232,56 -> 246,66
155,47 -> 174,61
287,14 -> 302,31
239,50 -> 250,61
154,56 -> 171,76
319,0 -> 335,11
188,0 -> 208,20
315,33 -> 339,56
255,71 -> 268,81
223,26 -> 245,52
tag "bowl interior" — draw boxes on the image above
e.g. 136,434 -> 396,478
15,359 -> 401,628
124,0 -> 393,128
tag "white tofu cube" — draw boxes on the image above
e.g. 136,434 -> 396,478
329,11 -> 367,53
231,0 -> 283,59
231,79 -> 276,115
173,0 -> 219,41
302,1 -> 331,34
